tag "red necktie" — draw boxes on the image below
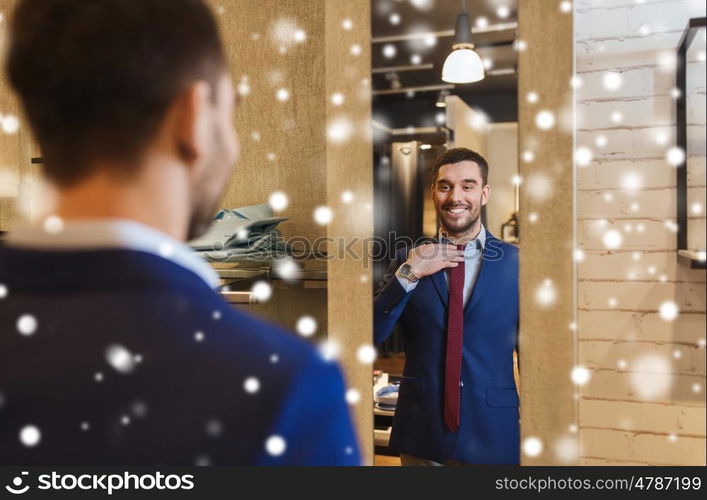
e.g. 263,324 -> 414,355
444,244 -> 465,432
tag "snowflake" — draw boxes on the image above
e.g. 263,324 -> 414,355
43,215 -> 64,234
205,419 -> 223,437
621,172 -> 641,191
602,230 -> 622,250
105,344 -> 136,374
296,316 -> 317,337
19,425 -> 41,447
629,355 -> 672,400
535,110 -> 555,130
252,281 -> 272,302
523,436 -> 543,457
313,206 -> 333,225
535,279 -> 556,307
345,388 -> 361,405
658,301 -> 679,321
244,377 -> 260,394
331,93 -> 345,106
357,345 -> 376,364
265,435 -> 286,456
268,191 -> 288,211
16,314 -> 38,336
571,366 -> 591,385
1,114 -> 19,134
602,72 -> 622,92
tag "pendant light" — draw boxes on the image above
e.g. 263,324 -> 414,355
441,0 -> 485,84
435,89 -> 450,108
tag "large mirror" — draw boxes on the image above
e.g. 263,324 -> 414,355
370,0 -> 521,466
371,0 -> 707,468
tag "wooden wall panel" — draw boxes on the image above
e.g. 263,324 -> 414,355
0,0 -> 39,230
517,0 -> 577,465
324,0 -> 374,465
208,0 -> 327,244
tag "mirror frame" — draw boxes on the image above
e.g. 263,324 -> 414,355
675,17 -> 706,269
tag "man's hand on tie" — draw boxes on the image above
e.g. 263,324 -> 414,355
405,243 -> 464,279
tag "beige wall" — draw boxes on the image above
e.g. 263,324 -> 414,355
445,97 -> 519,239
486,123 -> 518,238
575,0 -> 706,465
446,94 -> 487,155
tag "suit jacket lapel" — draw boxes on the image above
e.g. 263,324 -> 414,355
430,270 -> 448,308
464,234 -> 499,315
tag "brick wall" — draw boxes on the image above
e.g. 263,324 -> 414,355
575,0 -> 706,465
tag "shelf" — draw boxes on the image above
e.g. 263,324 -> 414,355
374,407 -> 396,417
215,268 -> 327,281
678,250 -> 707,269
374,427 -> 392,448
209,258 -> 328,286
218,291 -> 255,305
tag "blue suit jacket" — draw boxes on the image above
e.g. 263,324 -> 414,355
0,244 -> 360,465
374,233 -> 519,464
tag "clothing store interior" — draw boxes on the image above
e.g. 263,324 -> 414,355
1,0 -> 705,467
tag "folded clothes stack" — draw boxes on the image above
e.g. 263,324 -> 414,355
188,203 -> 288,262
374,383 -> 399,412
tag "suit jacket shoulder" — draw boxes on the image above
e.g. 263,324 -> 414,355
0,246 -> 360,465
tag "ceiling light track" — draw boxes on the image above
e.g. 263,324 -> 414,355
371,22 -> 517,44
372,63 -> 435,74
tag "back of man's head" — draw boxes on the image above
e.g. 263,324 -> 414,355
6,0 -> 227,187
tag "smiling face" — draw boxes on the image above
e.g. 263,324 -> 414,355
433,160 -> 490,238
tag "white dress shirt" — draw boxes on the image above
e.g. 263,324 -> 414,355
5,218 -> 219,289
395,225 -> 487,306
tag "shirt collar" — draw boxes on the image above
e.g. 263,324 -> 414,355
439,225 -> 486,250
5,218 -> 220,289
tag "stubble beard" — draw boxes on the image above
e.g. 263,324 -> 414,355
438,203 -> 480,237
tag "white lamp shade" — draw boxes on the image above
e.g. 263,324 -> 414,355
441,48 -> 485,84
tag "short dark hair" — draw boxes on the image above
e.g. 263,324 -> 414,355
432,147 -> 489,186
6,0 -> 227,187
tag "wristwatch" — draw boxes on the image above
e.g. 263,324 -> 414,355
398,262 -> 419,283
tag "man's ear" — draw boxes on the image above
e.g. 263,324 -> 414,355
481,184 -> 491,206
172,81 -> 212,168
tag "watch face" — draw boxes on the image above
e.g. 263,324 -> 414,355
400,263 -> 416,281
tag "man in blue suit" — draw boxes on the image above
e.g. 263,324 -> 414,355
374,148 -> 519,465
0,0 -> 359,465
